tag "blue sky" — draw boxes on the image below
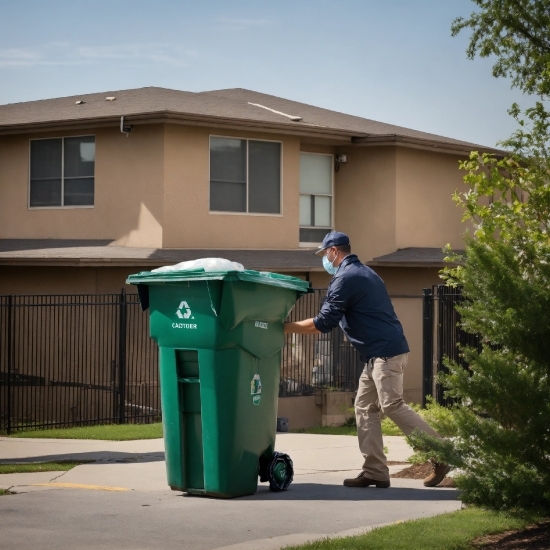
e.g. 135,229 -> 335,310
0,0 -> 531,147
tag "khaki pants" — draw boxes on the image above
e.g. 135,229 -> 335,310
355,353 -> 442,481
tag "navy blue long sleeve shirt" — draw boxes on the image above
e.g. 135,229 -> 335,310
313,255 -> 409,362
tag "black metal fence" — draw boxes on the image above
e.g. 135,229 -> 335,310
422,285 -> 482,406
0,292 -> 159,434
281,289 -> 363,397
1,290 -> 361,434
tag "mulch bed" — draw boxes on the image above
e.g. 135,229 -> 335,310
388,462 -> 455,487
472,520 -> 550,550
390,461 -> 455,487
390,461 -> 433,479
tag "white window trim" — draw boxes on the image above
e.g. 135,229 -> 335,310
208,134 -> 283,217
28,135 -> 95,210
299,151 -> 334,247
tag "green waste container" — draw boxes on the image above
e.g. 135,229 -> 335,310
126,268 -> 311,498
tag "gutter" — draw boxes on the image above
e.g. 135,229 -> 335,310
352,134 -> 505,157
0,111 -> 503,156
0,110 -> 357,142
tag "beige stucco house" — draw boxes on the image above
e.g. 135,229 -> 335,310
0,87 -> 497,425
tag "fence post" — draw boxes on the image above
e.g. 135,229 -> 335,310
6,296 -> 13,435
422,288 -> 433,408
118,289 -> 127,424
436,285 -> 446,405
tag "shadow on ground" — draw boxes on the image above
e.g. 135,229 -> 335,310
180,484 -> 460,502
0,451 -> 165,464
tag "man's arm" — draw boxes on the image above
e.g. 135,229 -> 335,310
285,277 -> 348,336
284,319 -> 321,335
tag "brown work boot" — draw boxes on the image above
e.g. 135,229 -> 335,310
343,471 -> 390,488
423,461 -> 451,487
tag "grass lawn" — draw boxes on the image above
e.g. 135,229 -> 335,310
0,461 -> 85,474
9,422 -> 396,441
7,423 -> 163,441
292,425 -> 357,436
0,489 -> 10,495
284,507 -> 543,550
292,420 -> 401,437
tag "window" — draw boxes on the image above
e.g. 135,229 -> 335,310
299,152 -> 333,243
210,137 -> 281,214
30,136 -> 95,208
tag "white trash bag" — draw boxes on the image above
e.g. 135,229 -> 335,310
152,257 -> 245,274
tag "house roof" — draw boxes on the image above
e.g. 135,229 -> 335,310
366,247 -> 463,267
0,240 -> 323,272
0,86 -> 500,154
0,241 -> 465,271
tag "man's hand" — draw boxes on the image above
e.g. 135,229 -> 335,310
284,319 -> 321,335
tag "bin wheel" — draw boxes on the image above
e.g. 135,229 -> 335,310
267,452 -> 294,492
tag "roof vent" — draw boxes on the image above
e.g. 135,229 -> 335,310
75,100 -> 85,105
248,102 -> 302,122
106,96 -> 116,102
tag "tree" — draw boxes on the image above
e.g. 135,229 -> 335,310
407,0 -> 550,512
452,0 -> 550,98
453,0 -> 550,158
409,148 -> 550,511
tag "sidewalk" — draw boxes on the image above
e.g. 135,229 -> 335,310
0,434 -> 461,550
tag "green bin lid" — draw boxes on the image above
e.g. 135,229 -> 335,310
126,268 -> 311,294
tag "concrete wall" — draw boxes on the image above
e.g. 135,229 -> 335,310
318,390 -> 356,426
277,396 -> 321,430
309,271 -> 331,289
163,126 -> 301,249
0,126 -> 165,248
373,266 -> 443,404
0,266 -> 147,295
333,147 -> 397,262
332,146 -> 468,261
395,148 -> 467,251
276,391 -> 356,430
0,128 -> 468,256
0,266 -> 316,296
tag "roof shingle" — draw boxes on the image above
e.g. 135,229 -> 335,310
0,86 -> 497,152
0,240 -> 322,271
367,247 -> 463,267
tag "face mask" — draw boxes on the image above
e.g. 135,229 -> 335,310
322,251 -> 339,275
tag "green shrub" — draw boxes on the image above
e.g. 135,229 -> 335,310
345,398 -> 458,439
343,414 -> 356,428
381,417 -> 402,436
419,397 -> 458,438
408,148 -> 550,513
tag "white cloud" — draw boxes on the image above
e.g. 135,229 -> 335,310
0,42 -> 195,68
0,48 -> 42,60
0,47 -> 45,66
78,43 -> 194,66
216,17 -> 276,31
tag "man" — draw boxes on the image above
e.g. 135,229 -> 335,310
284,231 -> 450,488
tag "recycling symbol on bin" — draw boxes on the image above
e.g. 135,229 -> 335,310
175,301 -> 193,319
251,374 -> 262,406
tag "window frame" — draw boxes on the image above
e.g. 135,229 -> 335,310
28,135 -> 96,210
208,134 -> 284,217
299,152 -> 334,247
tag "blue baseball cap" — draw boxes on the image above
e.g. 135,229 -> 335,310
315,231 -> 350,255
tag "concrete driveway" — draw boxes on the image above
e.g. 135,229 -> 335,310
0,434 -> 460,550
